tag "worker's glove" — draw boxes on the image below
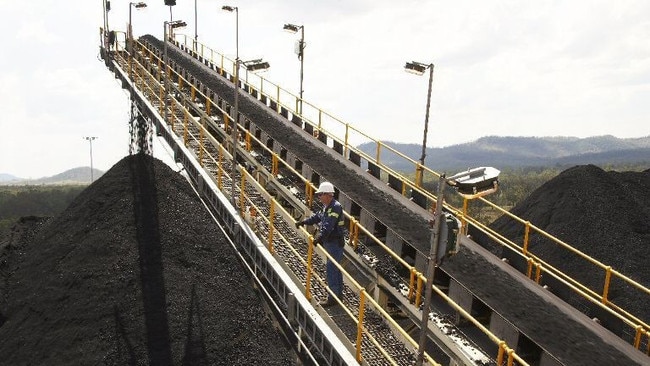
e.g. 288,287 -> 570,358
313,233 -> 323,245
295,220 -> 304,229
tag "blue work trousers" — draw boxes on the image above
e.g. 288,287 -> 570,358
324,240 -> 344,298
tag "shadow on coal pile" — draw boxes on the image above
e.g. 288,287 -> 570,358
0,153 -> 296,365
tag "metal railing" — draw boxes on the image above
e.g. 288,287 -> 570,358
107,33 -> 536,365
171,32 -> 650,354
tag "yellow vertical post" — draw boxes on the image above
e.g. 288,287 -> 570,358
462,198 -> 469,235
268,200 -> 275,254
526,258 -> 534,279
355,291 -> 367,363
305,237 -> 314,301
245,131 -> 251,151
633,326 -> 642,349
415,274 -> 424,308
523,222 -> 531,256
206,97 -> 211,115
496,341 -> 505,365
191,85 -> 196,102
408,268 -> 417,302
276,85 -> 281,113
535,263 -> 542,283
272,153 -> 279,176
305,182 -> 313,208
602,266 -> 612,304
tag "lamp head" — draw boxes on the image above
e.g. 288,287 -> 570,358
404,61 -> 430,76
167,20 -> 186,29
222,5 -> 237,12
283,23 -> 301,33
244,60 -> 270,72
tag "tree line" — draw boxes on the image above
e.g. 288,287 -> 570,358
0,185 -> 86,232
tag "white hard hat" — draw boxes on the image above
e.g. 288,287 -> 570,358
315,181 -> 335,194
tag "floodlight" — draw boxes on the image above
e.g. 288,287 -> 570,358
283,23 -> 300,33
404,61 -> 428,75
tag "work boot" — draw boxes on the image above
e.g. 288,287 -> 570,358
319,298 -> 337,307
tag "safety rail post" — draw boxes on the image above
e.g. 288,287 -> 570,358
245,131 -> 251,151
305,182 -> 313,208
355,290 -> 367,363
497,341 -> 506,365
318,109 -> 323,131
375,143 -> 381,166
349,219 -> 359,249
534,262 -> 542,284
220,54 -> 224,76
206,96 -> 211,115
461,198 -> 469,235
305,236 -> 314,301
272,153 -> 279,176
344,124 -> 350,158
415,274 -> 424,308
408,268 -> 417,302
191,85 -> 196,102
171,99 -> 177,130
267,200 -> 276,254
602,266 -> 612,304
276,85 -> 281,113
634,325 -> 643,349
507,348 -> 515,366
523,222 -> 531,256
527,258 -> 534,279
260,78 -> 265,96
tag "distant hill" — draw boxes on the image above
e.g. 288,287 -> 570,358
357,135 -> 650,172
1,167 -> 104,185
0,174 -> 20,183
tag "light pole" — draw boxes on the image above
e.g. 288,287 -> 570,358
194,0 -> 198,52
163,20 -> 187,127
222,5 -> 240,209
128,2 -> 147,81
405,61 -> 434,186
84,136 -> 98,183
414,167 -> 500,366
283,23 -> 305,115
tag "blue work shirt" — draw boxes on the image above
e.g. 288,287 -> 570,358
303,199 -> 345,244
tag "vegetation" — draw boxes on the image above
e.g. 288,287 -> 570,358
0,185 -> 87,232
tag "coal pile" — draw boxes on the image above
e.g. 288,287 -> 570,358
489,165 -> 650,330
0,154 -> 296,365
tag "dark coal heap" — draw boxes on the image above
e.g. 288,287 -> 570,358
489,164 -> 650,329
0,154 -> 295,365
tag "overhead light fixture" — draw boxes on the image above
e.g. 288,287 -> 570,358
222,5 -> 237,12
404,61 -> 429,75
133,2 -> 147,9
244,59 -> 270,72
168,20 -> 186,29
283,23 -> 300,33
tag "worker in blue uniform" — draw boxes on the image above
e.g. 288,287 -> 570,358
295,182 -> 346,307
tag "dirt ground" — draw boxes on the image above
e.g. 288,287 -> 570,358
0,154 -> 296,365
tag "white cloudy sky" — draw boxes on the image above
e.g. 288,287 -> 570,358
1,0 -> 649,178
